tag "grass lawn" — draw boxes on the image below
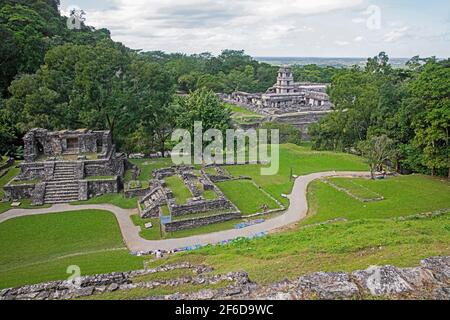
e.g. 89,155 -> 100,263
165,176 -> 192,205
202,189 -> 217,200
0,199 -> 51,214
71,194 -> 138,209
326,177 -> 383,201
149,213 -> 450,285
304,175 -> 450,226
225,103 -> 262,117
0,210 -> 146,289
131,215 -> 162,240
217,180 -> 281,215
128,158 -> 174,181
224,144 -> 367,206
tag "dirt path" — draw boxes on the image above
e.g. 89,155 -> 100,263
0,171 -> 369,253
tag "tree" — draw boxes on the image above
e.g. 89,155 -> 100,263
177,88 -> 233,137
358,135 -> 394,179
408,59 -> 450,178
261,122 -> 302,145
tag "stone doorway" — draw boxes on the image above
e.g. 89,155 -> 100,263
66,138 -> 79,153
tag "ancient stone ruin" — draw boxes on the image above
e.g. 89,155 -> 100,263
222,66 -> 333,136
3,128 -> 126,205
2,257 -> 449,300
138,165 -> 240,232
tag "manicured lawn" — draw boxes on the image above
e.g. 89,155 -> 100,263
326,177 -> 383,201
224,144 -> 367,206
202,190 -> 217,200
304,175 -> 450,226
217,180 -> 281,215
71,194 -> 138,209
149,213 -> 450,285
131,215 -> 162,240
165,176 -> 192,205
0,199 -> 51,214
225,103 -> 261,117
0,210 -> 146,289
128,158 -> 174,181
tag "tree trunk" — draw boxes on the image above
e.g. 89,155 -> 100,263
370,165 -> 375,180
160,138 -> 166,158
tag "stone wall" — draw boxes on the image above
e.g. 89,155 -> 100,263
18,162 -> 46,181
268,110 -> 333,137
32,183 -> 46,206
125,187 -> 153,199
87,178 -> 119,198
163,211 -> 242,232
3,257 -> 449,300
170,199 -> 234,217
3,183 -> 36,201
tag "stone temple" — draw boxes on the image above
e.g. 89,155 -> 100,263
222,66 -> 333,136
4,128 -> 126,205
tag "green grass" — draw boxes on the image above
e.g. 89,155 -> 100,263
150,213 -> 450,285
326,177 -> 383,201
0,199 -> 51,214
165,176 -> 192,205
303,175 -> 450,226
225,103 -> 262,117
217,180 -> 281,215
203,190 -> 218,200
77,280 -> 231,300
128,158 -> 174,181
0,210 -> 147,289
131,215 -> 162,240
71,194 -> 138,209
86,176 -> 116,181
8,179 -> 40,185
224,144 -> 367,206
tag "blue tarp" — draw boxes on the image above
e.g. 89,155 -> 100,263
160,216 -> 172,225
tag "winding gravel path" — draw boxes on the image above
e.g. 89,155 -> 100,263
0,171 -> 369,253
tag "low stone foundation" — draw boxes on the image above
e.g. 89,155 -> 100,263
87,178 -> 120,198
163,211 -> 242,232
170,199 -> 234,217
3,183 -> 36,202
2,257 -> 449,300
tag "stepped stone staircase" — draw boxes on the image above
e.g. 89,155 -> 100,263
44,162 -> 80,204
140,187 -> 167,218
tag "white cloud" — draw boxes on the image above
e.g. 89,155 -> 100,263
335,40 -> 350,46
61,0 -> 364,54
354,36 -> 364,42
384,26 -> 409,42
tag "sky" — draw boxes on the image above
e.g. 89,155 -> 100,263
60,0 -> 450,58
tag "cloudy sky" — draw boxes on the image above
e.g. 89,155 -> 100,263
60,0 -> 450,58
